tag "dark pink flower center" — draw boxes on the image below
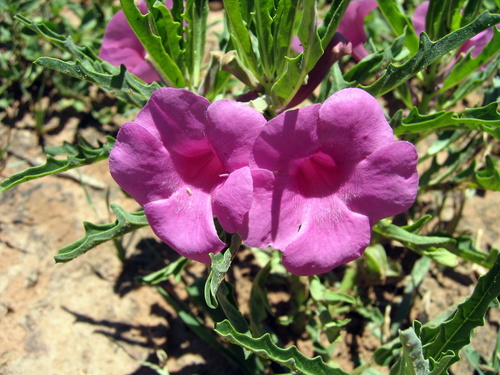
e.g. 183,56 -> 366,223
294,153 -> 342,197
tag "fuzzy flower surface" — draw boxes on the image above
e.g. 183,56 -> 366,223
241,88 -> 419,276
336,0 -> 378,61
109,88 -> 266,262
99,1 -> 169,83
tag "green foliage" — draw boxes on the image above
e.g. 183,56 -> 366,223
422,254 -> 500,370
15,14 -> 162,107
54,204 -> 149,262
215,319 -> 349,375
362,11 -> 500,97
0,137 -> 115,191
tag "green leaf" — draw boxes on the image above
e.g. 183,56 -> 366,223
55,204 -> 149,262
272,0 -> 298,77
222,0 -> 260,80
15,14 -> 97,61
147,0 -> 184,68
35,57 -> 160,107
421,254 -> 500,370
362,11 -> 500,97
0,137 -> 115,192
390,327 -> 430,375
183,0 -> 209,88
120,0 -> 185,87
377,220 -> 499,269
157,286 -> 256,375
253,0 -> 274,77
440,27 -> 500,92
476,155 -> 500,191
249,262 -> 273,337
393,102 -> 500,135
215,319 -> 349,375
271,0 -> 322,107
374,221 -> 458,267
317,0 -> 351,49
138,257 -> 189,285
376,0 -> 419,54
205,234 -> 241,309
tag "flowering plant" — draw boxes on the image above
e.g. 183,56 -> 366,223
2,0 -> 500,374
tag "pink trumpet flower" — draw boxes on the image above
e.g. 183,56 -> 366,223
241,88 -> 419,276
109,88 -> 266,262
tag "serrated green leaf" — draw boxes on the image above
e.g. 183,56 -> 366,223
390,327 -> 430,375
205,234 -> 241,309
138,257 -> 189,285
362,11 -> 500,97
35,57 -> 160,107
148,0 -> 184,68
393,102 -> 500,135
215,319 -> 349,375
476,155 -> 500,191
440,27 -> 500,92
376,0 -> 419,54
55,204 -> 149,262
317,0 -> 350,49
222,0 -> 260,80
120,0 -> 185,87
0,137 -> 115,192
183,0 -> 209,88
253,0 -> 274,77
273,0 -> 297,77
421,254 -> 500,370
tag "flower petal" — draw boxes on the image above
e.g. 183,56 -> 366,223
281,196 -> 371,276
252,104 -> 321,172
341,141 -> 419,223
109,122 -> 180,205
337,0 -> 378,60
206,100 -> 267,172
136,88 -> 212,157
318,88 -> 394,163
144,189 -> 225,263
412,1 -> 428,36
212,167 -> 254,233
99,1 -> 161,83
239,169 -> 276,248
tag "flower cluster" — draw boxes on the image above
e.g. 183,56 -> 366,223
110,88 -> 418,275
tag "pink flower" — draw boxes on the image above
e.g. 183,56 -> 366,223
241,88 -> 418,276
99,1 -> 172,83
337,0 -> 378,61
109,88 -> 266,262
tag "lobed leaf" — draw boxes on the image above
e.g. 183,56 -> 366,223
120,0 -> 186,87
393,102 -> 500,135
421,254 -> 500,370
476,155 -> 500,191
205,234 -> 241,309
389,327 -> 429,375
374,221 -> 498,268
35,57 -> 161,107
0,137 -> 115,192
440,26 -> 500,93
376,0 -> 419,54
54,204 -> 149,262
215,319 -> 349,375
362,11 -> 500,97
